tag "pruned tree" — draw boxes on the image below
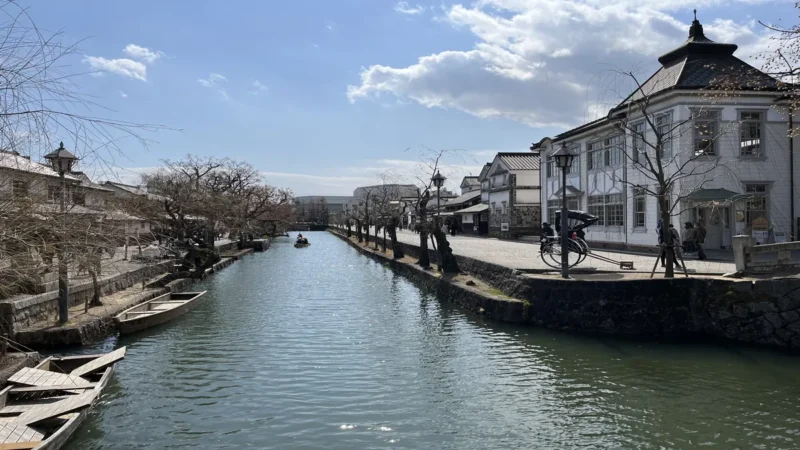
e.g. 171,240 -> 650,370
409,148 -> 460,274
608,70 -> 740,277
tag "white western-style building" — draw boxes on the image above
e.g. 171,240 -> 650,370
538,16 -> 798,251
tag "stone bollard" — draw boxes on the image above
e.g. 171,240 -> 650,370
732,235 -> 755,273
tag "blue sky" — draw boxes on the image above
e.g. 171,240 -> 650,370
26,0 -> 798,195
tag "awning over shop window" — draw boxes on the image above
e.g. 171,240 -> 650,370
550,185 -> 583,199
686,188 -> 739,203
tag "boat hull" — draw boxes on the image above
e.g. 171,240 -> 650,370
115,291 -> 207,335
294,243 -> 311,248
32,364 -> 115,450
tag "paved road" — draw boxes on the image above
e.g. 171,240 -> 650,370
366,227 -> 735,275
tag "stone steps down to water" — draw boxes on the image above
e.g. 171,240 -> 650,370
331,229 -> 800,351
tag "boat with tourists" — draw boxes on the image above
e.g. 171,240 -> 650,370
294,234 -> 310,248
115,291 -> 208,334
0,347 -> 126,450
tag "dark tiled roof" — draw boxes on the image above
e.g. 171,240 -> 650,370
617,17 -> 778,108
446,190 -> 481,206
553,116 -> 609,141
477,163 -> 492,181
497,152 -> 540,170
461,176 -> 480,188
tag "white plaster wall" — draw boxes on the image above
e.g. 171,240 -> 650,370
516,188 -> 540,204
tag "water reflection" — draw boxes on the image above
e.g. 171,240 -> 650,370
63,232 -> 800,450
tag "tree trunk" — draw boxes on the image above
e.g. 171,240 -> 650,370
659,198 -> 675,279
388,221 -> 404,259
356,220 -> 363,242
382,227 -> 387,253
85,268 -> 102,312
432,228 -> 460,273
346,221 -> 352,238
365,221 -> 371,246
418,226 -> 430,268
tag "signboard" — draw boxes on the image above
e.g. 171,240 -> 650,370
500,223 -> 509,231
775,231 -> 788,243
752,217 -> 769,230
752,230 -> 769,243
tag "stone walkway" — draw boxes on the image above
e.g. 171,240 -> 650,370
386,228 -> 736,275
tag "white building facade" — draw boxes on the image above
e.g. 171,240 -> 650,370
539,17 -> 798,250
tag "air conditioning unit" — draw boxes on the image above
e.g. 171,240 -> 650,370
500,223 -> 509,231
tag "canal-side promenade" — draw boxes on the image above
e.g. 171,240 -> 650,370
333,229 -> 800,350
384,227 -> 736,276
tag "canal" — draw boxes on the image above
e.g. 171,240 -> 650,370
65,231 -> 800,449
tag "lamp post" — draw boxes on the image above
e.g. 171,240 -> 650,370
431,170 -> 446,224
44,142 -> 79,323
552,143 -> 575,279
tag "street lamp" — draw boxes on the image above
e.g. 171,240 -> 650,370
44,142 -> 79,323
431,170 -> 446,220
552,142 -> 575,279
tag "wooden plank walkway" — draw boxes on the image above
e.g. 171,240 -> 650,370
8,369 -> 87,388
17,391 -> 96,425
70,347 -> 126,378
0,422 -> 43,446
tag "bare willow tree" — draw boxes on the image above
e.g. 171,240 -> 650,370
609,70 -> 738,277
409,149 -> 460,274
0,1 -> 165,323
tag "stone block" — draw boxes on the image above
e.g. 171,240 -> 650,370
749,301 -> 778,314
782,310 -> 800,323
733,304 -> 750,318
778,297 -> 800,312
776,328 -> 794,342
764,312 -> 784,328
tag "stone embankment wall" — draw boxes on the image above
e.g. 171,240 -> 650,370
333,229 -> 800,350
0,261 -> 173,336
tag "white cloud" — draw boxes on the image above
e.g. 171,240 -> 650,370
348,0 -> 777,128
122,44 -> 164,64
83,56 -> 148,81
198,73 -> 230,99
394,2 -> 426,15
326,23 -> 335,31
84,44 -> 164,82
250,80 -> 268,95
120,91 -> 128,98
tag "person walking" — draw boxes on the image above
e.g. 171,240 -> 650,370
657,220 -> 682,269
667,224 -> 683,269
695,221 -> 708,260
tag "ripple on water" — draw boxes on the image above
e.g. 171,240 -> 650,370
62,232 -> 800,450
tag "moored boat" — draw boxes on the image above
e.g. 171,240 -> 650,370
115,291 -> 207,334
0,347 -> 126,450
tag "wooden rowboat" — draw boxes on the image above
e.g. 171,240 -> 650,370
294,242 -> 310,248
114,291 -> 207,334
0,347 -> 126,450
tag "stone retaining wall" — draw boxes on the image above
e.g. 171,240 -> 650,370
0,261 -> 174,336
332,229 -> 800,350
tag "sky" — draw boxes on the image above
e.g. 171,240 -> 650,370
21,0 -> 799,195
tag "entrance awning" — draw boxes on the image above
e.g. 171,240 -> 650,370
686,188 -> 739,203
550,185 -> 583,199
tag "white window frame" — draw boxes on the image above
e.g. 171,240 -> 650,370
740,111 -> 764,157
501,201 -> 507,215
633,187 -> 646,229
655,112 -> 673,160
693,110 -> 720,157
743,182 -> 769,226
631,122 -> 646,164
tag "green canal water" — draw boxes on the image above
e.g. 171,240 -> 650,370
64,231 -> 800,449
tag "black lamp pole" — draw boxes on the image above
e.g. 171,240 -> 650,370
44,142 -> 79,323
553,143 -> 575,279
